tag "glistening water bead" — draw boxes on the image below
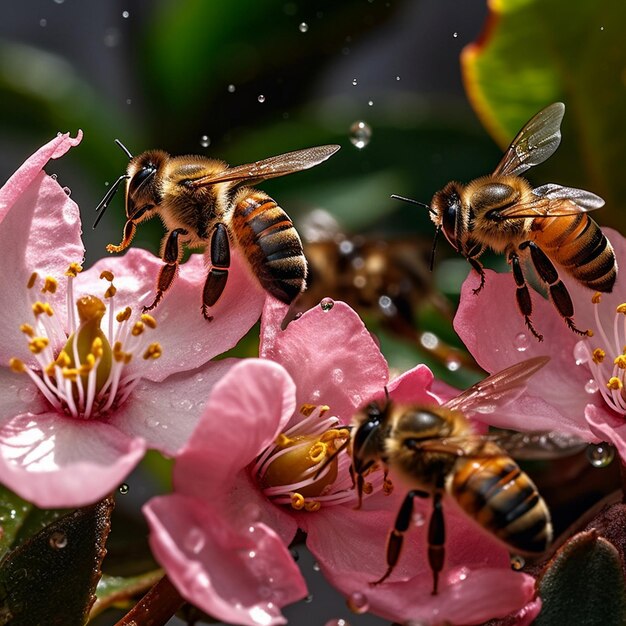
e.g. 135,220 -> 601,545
586,443 -> 615,467
349,121 -> 372,149
200,135 -> 210,148
320,297 -> 335,311
299,22 -> 309,32
325,620 -> 351,626
347,591 -> 369,614
514,332 -> 530,352
49,531 -> 68,550
510,554 -> 525,570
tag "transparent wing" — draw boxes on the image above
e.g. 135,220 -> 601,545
531,184 -> 605,211
443,356 -> 549,415
188,144 -> 341,187
488,429 -> 587,460
492,102 -> 565,177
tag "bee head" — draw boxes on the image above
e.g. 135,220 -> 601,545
430,181 -> 463,253
124,150 -> 168,222
352,401 -> 388,474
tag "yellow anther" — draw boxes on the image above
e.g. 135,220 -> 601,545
80,354 -> 96,374
65,262 -> 82,277
104,285 -> 117,299
318,405 -> 330,417
587,329 -> 594,338
19,324 -> 35,337
92,337 -> 103,359
41,276 -> 58,294
592,292 -> 602,304
116,307 -> 132,323
62,367 -> 79,382
615,356 -> 626,370
123,353 -> 132,364
99,270 -> 114,282
32,301 -> 52,317
304,500 -> 321,512
140,314 -> 157,329
320,428 -> 343,443
300,404 -> 317,417
132,321 -> 144,336
9,358 -> 25,373
617,303 -> 626,315
55,350 -> 71,367
275,433 -> 292,448
27,272 -> 38,289
607,377 -> 623,391
28,337 -> 49,354
45,362 -> 55,377
290,493 -> 305,510
592,348 -> 606,364
143,343 -> 162,360
309,441 -> 327,464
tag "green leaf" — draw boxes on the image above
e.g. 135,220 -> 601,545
90,570 -> 163,618
461,0 -> 626,225
535,530 -> 626,625
0,497 -> 114,626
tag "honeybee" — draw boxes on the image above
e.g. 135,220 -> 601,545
350,356 -> 553,594
395,102 -> 616,341
94,141 -> 340,319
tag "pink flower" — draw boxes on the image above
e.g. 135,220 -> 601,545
144,299 -> 537,625
454,227 -> 626,460
0,134 -> 264,508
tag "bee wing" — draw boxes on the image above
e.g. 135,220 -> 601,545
443,356 -> 549,416
188,145 -> 341,187
487,429 -> 587,460
492,102 -> 565,177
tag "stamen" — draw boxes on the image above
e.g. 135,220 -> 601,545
19,324 -> 35,337
116,307 -> 132,322
617,303 -> 626,315
41,276 -> 58,294
99,270 -> 114,282
592,292 -> 602,304
140,314 -> 157,329
615,356 -> 626,369
593,349 -> 606,364
9,358 -> 25,373
607,377 -> 623,390
143,343 -> 162,360
27,272 -> 38,289
132,321 -> 144,336
28,337 -> 49,354
65,262 -> 82,277
291,493 -> 305,510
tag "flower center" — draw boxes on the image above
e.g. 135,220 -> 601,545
575,293 -> 626,414
9,265 -> 162,420
253,404 -> 356,512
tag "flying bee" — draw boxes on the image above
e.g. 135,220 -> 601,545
394,102 -> 616,341
93,141 -> 340,320
350,356 -> 553,594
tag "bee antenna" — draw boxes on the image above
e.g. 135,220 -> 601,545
390,194 -> 435,216
92,173 -> 130,229
383,386 -> 390,409
429,225 -> 441,272
115,138 -> 133,160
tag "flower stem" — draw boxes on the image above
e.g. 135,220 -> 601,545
114,575 -> 185,626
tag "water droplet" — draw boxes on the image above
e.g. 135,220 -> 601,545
184,527 -> 206,554
510,554 -> 525,570
367,100 -> 374,107
339,240 -> 354,255
453,31 -> 459,37
395,75 -> 400,81
122,10 -> 130,18
248,550 -> 257,559
349,120 -> 372,149
448,565 -> 470,584
600,25 -> 605,31
420,332 -> 439,350
412,511 -> 425,526
118,483 -> 129,495
200,135 -> 211,148
299,22 -> 309,33
62,186 -> 71,196
331,368 -> 345,384
325,620 -> 351,626
258,94 -> 266,103
312,561 -> 321,572
585,379 -> 599,394
514,332 -> 530,352
573,341 -> 589,365
474,403 -> 496,415
586,443 -> 615,468
304,594 -> 314,603
18,385 -> 38,404
320,297 -> 335,311
49,531 -> 67,550
49,173 -> 57,180
39,18 -> 47,27
242,502 -> 261,522
446,357 -> 461,372
347,591 -> 369,614
228,83 -> 236,93
352,78 -> 358,86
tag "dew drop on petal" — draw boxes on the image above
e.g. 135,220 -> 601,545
347,591 -> 369,614
514,332 -> 529,352
122,10 -> 130,18
118,483 -> 129,495
18,385 -> 38,404
312,561 -> 321,572
299,22 -> 309,32
200,135 -> 211,148
184,527 -> 206,554
241,502 -> 262,522
228,83 -> 236,93
325,620 -> 351,626
62,186 -> 71,196
447,565 -> 470,584
585,379 -> 599,394
50,173 -> 58,180
258,94 -> 266,103
573,341 -> 589,365
510,554 -> 525,570
586,443 -> 615,468
349,121 -> 371,149
332,368 -> 345,384
320,297 -> 335,311
49,531 -> 67,550
352,78 -> 358,86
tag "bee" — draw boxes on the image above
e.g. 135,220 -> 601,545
395,102 -> 616,341
350,356 -> 553,594
93,141 -> 340,319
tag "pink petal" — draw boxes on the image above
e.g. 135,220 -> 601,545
0,366 -> 48,417
387,364 -> 441,404
174,359 -> 296,502
84,249 -> 265,381
0,173 -> 83,363
0,131 -> 82,223
260,299 -> 388,422
0,412 -> 145,507
585,404 -> 626,457
144,494 -> 307,626
110,358 -> 238,455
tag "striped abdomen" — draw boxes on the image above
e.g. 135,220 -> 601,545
532,214 -> 616,292
450,453 -> 552,553
231,190 -> 307,303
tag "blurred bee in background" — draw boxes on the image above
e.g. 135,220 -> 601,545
395,102 -> 616,341
94,142 -> 340,320
349,356 -> 553,594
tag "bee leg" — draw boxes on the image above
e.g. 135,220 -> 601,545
508,250 -> 543,341
428,488 -> 445,595
521,241 -> 591,337
467,257 -> 486,294
143,228 -> 188,313
371,489 -> 429,586
201,223 -> 231,321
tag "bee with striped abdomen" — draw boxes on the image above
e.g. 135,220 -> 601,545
94,142 -> 340,320
350,356 -> 552,594
395,102 -> 616,341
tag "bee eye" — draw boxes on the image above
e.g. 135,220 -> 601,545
133,164 -> 156,187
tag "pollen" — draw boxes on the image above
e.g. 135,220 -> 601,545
9,358 -> 25,373
607,377 -> 623,391
19,324 -> 35,337
27,272 -> 38,289
131,321 -> 145,336
291,493 -> 305,510
104,285 -> 117,299
615,355 -> 626,369
143,343 -> 162,360
41,276 -> 58,294
116,307 -> 132,322
592,292 -> 602,304
617,303 -> 626,315
141,314 -> 157,329
99,270 -> 114,282
65,262 -> 82,277
28,337 -> 49,354
592,348 -> 606,364
32,301 -> 54,317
